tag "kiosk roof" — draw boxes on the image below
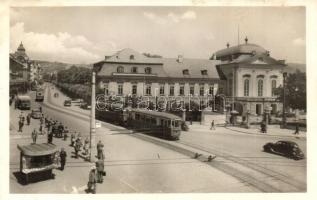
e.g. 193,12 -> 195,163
17,143 -> 58,156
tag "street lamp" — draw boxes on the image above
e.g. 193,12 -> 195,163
282,72 -> 287,128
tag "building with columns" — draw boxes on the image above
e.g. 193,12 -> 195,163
212,37 -> 286,116
93,48 -> 223,105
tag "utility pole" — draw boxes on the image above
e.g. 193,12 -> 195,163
89,71 -> 96,162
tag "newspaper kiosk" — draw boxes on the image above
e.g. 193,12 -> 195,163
17,143 -> 58,184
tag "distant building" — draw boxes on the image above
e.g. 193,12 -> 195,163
213,37 -> 286,116
93,48 -> 223,105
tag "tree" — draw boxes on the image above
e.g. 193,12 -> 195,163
275,70 -> 306,111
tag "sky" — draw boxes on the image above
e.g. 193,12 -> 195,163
10,6 -> 306,64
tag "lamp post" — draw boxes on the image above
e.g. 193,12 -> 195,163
246,110 -> 251,129
89,71 -> 96,162
282,72 -> 287,128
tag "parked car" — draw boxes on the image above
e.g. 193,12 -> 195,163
64,100 -> 71,107
31,109 -> 42,119
263,140 -> 305,160
15,95 -> 31,110
80,102 -> 91,110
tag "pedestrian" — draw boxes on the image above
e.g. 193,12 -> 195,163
48,132 -> 53,144
210,120 -> 215,130
71,132 -> 75,146
95,158 -> 105,183
83,137 -> 89,155
26,114 -> 31,126
97,140 -> 104,160
39,123 -> 43,134
31,128 -> 38,144
63,126 -> 69,141
87,166 -> 97,194
294,123 -> 300,135
39,106 -> 42,112
74,138 -> 82,158
60,148 -> 67,170
18,119 -> 23,132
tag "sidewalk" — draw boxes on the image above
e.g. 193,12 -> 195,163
187,123 -> 306,138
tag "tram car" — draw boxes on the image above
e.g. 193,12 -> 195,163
35,89 -> 44,102
126,109 -> 182,140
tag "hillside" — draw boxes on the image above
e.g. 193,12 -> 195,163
34,60 -> 93,74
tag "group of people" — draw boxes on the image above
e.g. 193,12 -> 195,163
87,140 -> 106,194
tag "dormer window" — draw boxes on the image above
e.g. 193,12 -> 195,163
145,67 -> 152,74
117,66 -> 124,73
183,69 -> 189,75
130,55 -> 135,60
201,70 -> 208,75
131,66 -> 138,73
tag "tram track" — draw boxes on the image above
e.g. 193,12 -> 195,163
43,85 -> 306,192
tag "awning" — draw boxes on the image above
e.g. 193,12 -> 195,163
17,143 -> 58,156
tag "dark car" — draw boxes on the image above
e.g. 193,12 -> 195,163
263,140 -> 305,160
64,100 -> 71,107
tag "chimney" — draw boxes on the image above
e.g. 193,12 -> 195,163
177,55 -> 183,63
226,42 -> 230,48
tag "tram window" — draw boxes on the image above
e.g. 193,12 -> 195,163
175,120 -> 180,127
135,114 -> 140,120
160,119 -> 164,127
171,121 -> 175,127
151,118 -> 156,124
141,115 -> 145,120
168,120 -> 171,127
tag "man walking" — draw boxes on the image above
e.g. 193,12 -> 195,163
26,114 -> 31,126
31,128 -> 38,144
210,120 -> 215,130
88,166 -> 97,194
60,148 -> 67,170
97,140 -> 104,160
95,158 -> 105,183
294,123 -> 300,135
48,131 -> 53,144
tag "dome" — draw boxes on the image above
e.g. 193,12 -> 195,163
215,43 -> 267,58
17,42 -> 26,51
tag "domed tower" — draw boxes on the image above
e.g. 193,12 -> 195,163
14,42 -> 29,63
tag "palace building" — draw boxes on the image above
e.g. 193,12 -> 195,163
93,48 -> 223,103
212,37 -> 286,116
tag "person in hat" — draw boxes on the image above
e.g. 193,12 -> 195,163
97,140 -> 104,160
26,113 -> 31,126
59,148 -> 67,170
88,166 -> 97,194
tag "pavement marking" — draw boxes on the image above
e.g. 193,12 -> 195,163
119,178 -> 139,192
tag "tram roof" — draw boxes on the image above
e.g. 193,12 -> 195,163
132,109 -> 182,120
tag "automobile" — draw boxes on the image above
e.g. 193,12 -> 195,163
95,121 -> 101,128
263,140 -> 305,160
31,109 -> 42,119
80,102 -> 90,110
64,100 -> 71,107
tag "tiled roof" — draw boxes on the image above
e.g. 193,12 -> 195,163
218,53 -> 285,66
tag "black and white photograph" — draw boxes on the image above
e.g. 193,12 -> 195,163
1,0 -> 317,199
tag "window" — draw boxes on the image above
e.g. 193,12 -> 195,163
117,66 -> 124,73
169,85 -> 174,96
159,84 -> 165,96
146,84 -> 151,96
118,84 -> 123,95
132,84 -> 137,95
201,70 -> 208,75
244,79 -> 250,97
104,83 -> 109,95
271,79 -> 277,96
199,84 -> 204,96
209,85 -> 214,95
131,67 -> 138,73
179,84 -> 184,96
183,69 -> 189,75
256,104 -> 262,115
190,85 -> 195,95
130,55 -> 135,60
145,67 -> 152,74
258,79 -> 263,97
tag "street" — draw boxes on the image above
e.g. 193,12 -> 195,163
10,84 -> 260,193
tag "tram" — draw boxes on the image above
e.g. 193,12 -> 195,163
35,88 -> 44,102
96,108 -> 182,140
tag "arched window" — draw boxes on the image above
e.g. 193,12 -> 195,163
117,66 -> 124,73
244,79 -> 250,96
258,79 -> 263,97
145,67 -> 152,74
271,79 -> 277,96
